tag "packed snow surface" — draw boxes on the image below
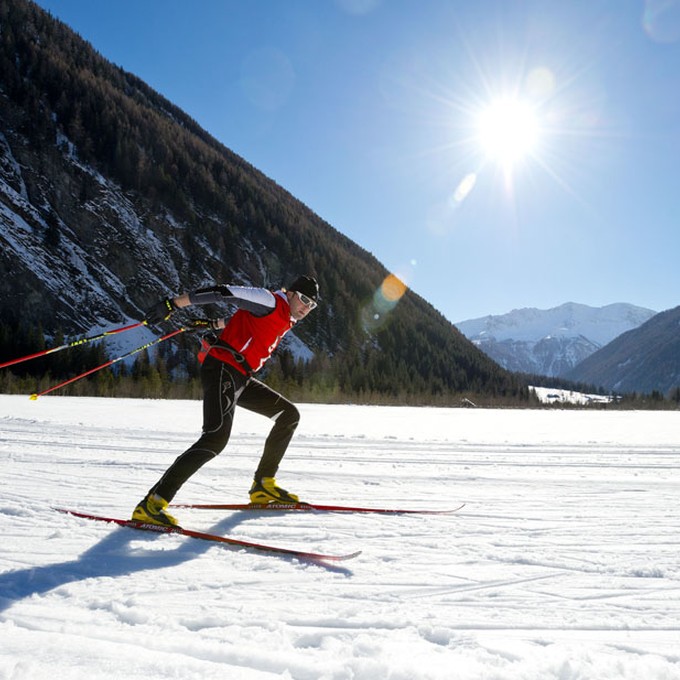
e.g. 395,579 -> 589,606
1,395 -> 678,680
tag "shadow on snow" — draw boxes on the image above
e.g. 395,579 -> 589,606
0,513 -> 353,614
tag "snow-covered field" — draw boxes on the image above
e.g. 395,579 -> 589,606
1,394 -> 678,680
531,385 -> 615,405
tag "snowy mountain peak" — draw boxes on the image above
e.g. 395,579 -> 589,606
458,302 -> 656,345
456,302 -> 657,377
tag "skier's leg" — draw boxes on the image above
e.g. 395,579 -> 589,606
238,378 -> 300,482
148,357 -> 244,502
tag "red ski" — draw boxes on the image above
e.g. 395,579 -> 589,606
55,508 -> 361,562
172,502 -> 465,515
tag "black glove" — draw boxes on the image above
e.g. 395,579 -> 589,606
145,298 -> 177,325
186,318 -> 221,333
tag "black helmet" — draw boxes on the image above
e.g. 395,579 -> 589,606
288,275 -> 319,302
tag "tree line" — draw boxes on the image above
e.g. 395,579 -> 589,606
0,318 -> 536,405
2,320 -> 678,408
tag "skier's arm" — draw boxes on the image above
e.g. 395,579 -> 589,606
176,285 -> 277,316
145,285 -> 276,326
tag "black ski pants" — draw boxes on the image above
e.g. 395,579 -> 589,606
150,354 -> 300,502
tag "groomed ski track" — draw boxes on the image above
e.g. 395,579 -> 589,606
1,396 -> 679,679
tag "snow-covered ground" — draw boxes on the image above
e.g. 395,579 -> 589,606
531,385 -> 615,405
1,394 -> 678,680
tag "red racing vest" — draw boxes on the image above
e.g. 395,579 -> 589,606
198,292 -> 293,375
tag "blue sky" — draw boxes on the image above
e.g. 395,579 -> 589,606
34,0 -> 680,323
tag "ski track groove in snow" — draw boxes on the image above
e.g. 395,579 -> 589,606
1,395 -> 679,680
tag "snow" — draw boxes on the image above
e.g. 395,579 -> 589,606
454,303 -> 659,377
530,386 -> 615,405
0,162 -> 130,327
456,302 -> 656,345
1,394 -> 679,680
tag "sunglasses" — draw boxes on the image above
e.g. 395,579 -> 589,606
294,291 -> 318,310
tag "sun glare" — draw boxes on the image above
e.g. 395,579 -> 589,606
477,98 -> 540,166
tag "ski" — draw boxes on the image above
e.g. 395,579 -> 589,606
172,502 -> 465,515
55,508 -> 361,562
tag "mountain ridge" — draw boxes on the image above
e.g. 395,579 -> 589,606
456,302 -> 657,377
0,0 -> 523,403
565,305 -> 680,395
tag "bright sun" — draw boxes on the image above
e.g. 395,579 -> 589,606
476,98 -> 540,166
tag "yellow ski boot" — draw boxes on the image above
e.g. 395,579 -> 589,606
131,493 -> 179,526
249,477 -> 300,504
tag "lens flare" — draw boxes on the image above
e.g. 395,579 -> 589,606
381,273 -> 407,302
525,67 -> 556,100
360,273 -> 408,333
453,172 -> 477,203
643,0 -> 680,43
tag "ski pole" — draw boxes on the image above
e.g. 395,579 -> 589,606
29,327 -> 187,400
0,321 -> 147,371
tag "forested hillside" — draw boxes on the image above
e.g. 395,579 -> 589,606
0,0 -> 528,404
566,305 -> 680,397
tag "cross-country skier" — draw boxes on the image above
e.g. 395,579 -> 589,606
132,275 -> 319,527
